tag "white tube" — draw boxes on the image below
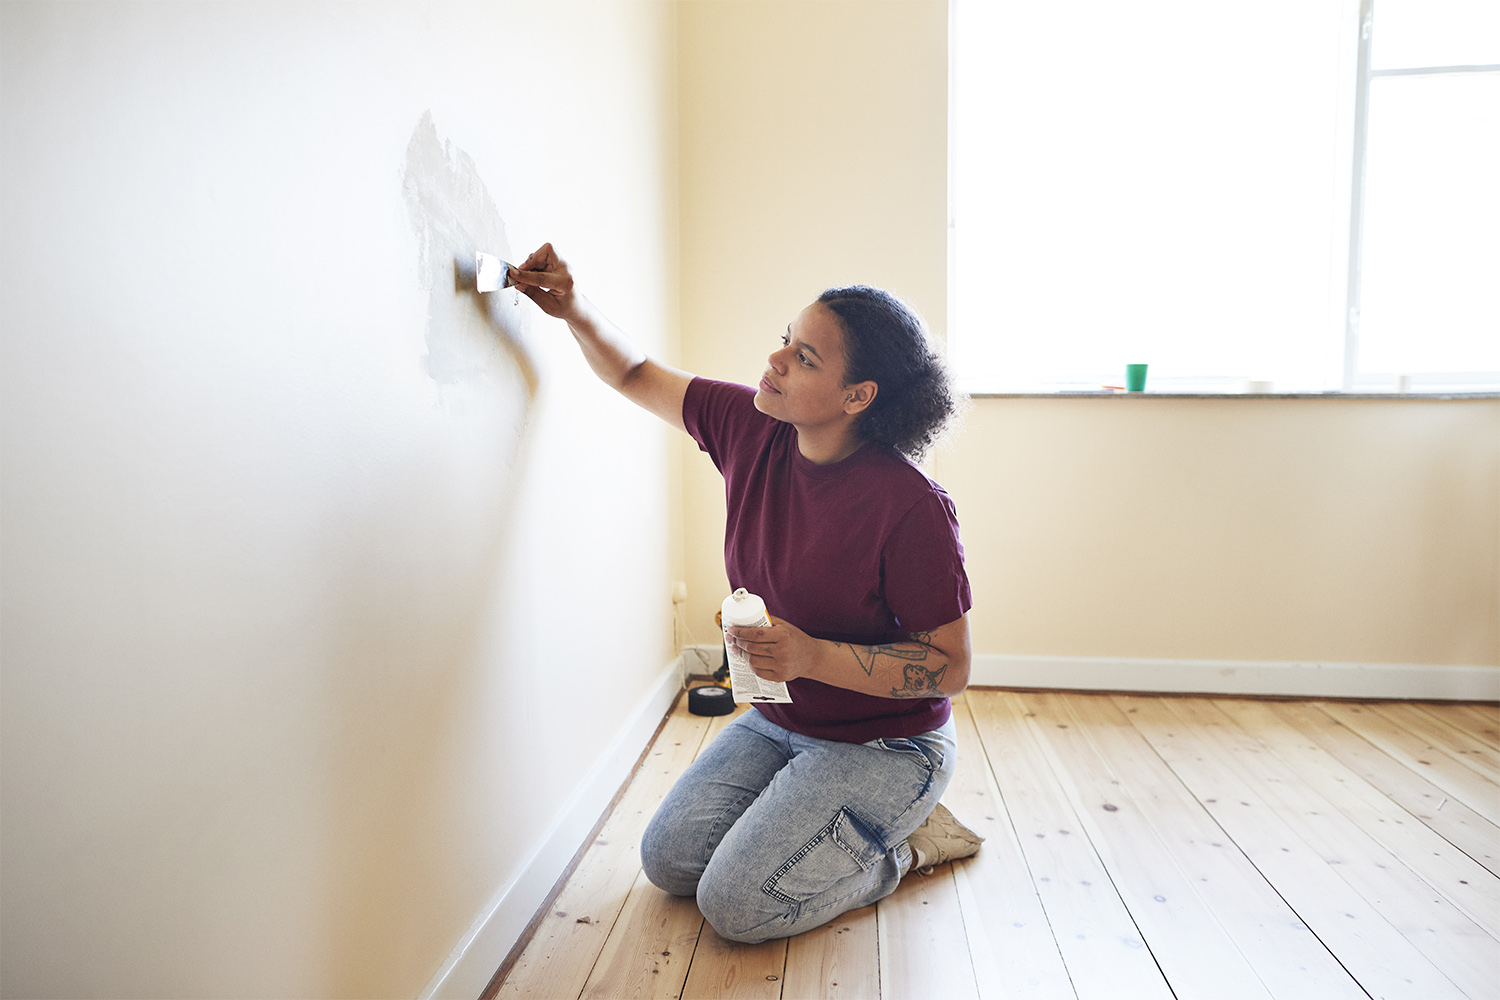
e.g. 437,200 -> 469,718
721,589 -> 793,703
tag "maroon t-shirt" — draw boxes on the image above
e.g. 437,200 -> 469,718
684,377 -> 972,742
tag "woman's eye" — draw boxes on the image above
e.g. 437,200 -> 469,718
780,334 -> 790,347
798,352 -> 813,366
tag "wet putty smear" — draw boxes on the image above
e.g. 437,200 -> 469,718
401,110 -> 535,398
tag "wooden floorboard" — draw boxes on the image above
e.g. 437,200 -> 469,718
1015,691 -> 1275,1000
1055,693 -> 1365,1000
780,904 -> 878,1000
969,691 -> 1173,1000
1215,699 -> 1500,938
1373,703 -> 1500,784
877,866 -> 979,1000
680,925 -> 786,1000
1269,700 -> 1500,878
1159,697 -> 1494,998
1427,703 -> 1499,749
946,694 -> 1074,1000
1118,695 -> 1472,1000
1317,702 -> 1500,827
494,692 -> 1500,999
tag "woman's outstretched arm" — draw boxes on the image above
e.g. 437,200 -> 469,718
510,243 -> 692,431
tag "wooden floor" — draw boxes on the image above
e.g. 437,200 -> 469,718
493,690 -> 1500,999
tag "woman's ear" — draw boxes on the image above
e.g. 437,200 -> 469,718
843,380 -> 878,415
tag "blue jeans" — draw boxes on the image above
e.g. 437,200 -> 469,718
640,709 -> 957,943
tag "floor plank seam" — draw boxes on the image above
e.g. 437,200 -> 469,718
1163,697 -> 1488,997
1015,693 -> 1180,998
961,696 -> 1082,1000
1070,696 -> 1288,1000
1128,700 -> 1377,1000
1242,702 -> 1500,945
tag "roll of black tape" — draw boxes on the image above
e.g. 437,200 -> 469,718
687,684 -> 734,717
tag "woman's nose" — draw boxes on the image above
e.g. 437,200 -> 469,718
768,346 -> 790,371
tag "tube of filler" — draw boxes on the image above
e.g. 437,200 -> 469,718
720,588 -> 793,703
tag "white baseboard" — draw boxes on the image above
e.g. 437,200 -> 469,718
420,656 -> 687,1000
970,653 -> 1499,702
684,644 -> 1498,701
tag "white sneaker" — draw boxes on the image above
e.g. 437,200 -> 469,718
906,803 -> 984,876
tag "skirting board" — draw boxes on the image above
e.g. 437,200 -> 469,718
970,654 -> 1499,701
683,645 -> 1498,702
419,655 -> 687,1000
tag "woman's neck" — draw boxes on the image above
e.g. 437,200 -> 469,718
795,423 -> 865,465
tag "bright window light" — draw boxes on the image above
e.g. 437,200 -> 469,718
951,0 -> 1499,393
1369,0 -> 1500,68
1358,72 -> 1500,376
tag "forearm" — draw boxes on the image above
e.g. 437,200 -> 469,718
510,245 -> 690,428
812,633 -> 970,699
564,295 -> 648,390
730,614 -> 971,697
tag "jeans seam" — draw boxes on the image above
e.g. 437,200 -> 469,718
762,817 -> 837,904
879,736 -> 946,770
706,787 -> 762,865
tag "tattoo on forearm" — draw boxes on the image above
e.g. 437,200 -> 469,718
892,663 -> 947,698
842,641 -> 928,676
831,637 -> 947,696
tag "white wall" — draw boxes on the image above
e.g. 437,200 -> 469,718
0,3 -> 679,997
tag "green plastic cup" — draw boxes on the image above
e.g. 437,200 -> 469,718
1125,364 -> 1148,392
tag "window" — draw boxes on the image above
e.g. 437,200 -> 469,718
1351,0 -> 1500,387
951,0 -> 1499,393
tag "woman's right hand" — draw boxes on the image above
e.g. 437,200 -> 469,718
508,243 -> 579,321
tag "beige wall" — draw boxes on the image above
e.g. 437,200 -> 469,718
676,0 -> 1500,668
931,397 -> 1500,665
1,3 -> 679,997
677,0 -> 950,637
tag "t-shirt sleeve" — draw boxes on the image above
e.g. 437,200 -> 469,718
682,377 -> 758,472
881,488 -> 973,635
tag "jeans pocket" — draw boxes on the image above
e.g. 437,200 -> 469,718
762,808 -> 887,905
869,735 -> 944,773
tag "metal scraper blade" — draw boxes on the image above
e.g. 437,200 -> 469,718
476,251 -> 511,292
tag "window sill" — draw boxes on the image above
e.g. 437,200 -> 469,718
967,391 -> 1500,400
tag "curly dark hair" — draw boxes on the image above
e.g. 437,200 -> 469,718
818,285 -> 963,462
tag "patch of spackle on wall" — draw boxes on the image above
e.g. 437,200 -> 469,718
401,111 -> 537,399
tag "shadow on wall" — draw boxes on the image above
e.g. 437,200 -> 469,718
311,112 -> 544,990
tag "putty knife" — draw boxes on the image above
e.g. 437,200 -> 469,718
476,252 -> 513,292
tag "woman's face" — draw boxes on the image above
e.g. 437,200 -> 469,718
754,302 -> 865,429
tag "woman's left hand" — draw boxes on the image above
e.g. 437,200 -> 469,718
726,617 -> 823,684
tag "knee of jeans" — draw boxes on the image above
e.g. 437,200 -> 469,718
639,820 -> 702,897
696,868 -> 782,944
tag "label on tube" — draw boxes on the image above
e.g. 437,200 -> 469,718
720,588 -> 793,703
